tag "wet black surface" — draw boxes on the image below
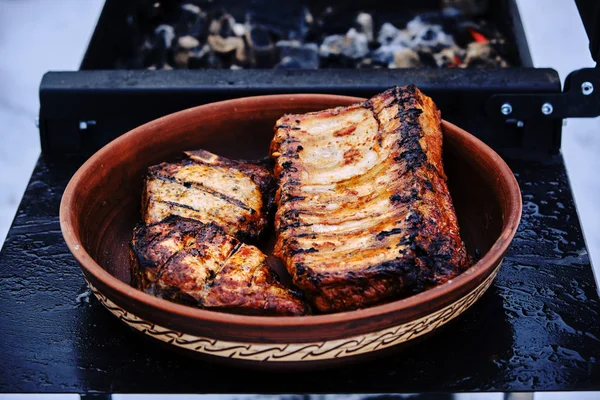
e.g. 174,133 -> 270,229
0,153 -> 599,393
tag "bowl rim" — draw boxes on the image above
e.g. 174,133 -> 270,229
59,93 -> 522,328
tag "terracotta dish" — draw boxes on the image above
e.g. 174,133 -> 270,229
60,94 -> 522,368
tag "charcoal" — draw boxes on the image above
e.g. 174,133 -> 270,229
245,25 -> 275,67
275,56 -> 302,69
127,0 -> 511,71
392,48 -> 420,68
187,44 -> 211,69
416,50 -> 438,68
357,57 -> 375,68
319,34 -> 344,58
178,35 -> 200,49
453,20 -> 481,47
177,3 -> 207,38
318,35 -> 346,67
373,43 -> 420,68
173,35 -> 200,68
320,28 -> 368,60
287,6 -> 313,41
406,17 -> 456,51
433,46 -> 464,67
302,7 -> 314,33
372,45 -> 400,66
181,3 -> 201,16
174,35 -> 203,69
207,35 -> 246,65
173,50 -> 190,68
418,7 -> 470,45
247,25 -> 271,48
147,24 -> 175,68
378,23 -> 400,46
276,40 -> 319,69
209,13 -> 236,38
355,12 -> 374,43
187,45 -> 223,69
205,50 -> 224,69
377,23 -> 410,47
155,24 -> 175,48
246,1 -> 307,40
342,28 -> 369,59
463,42 -> 508,68
232,23 -> 246,37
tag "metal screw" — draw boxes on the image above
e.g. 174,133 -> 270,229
78,120 -> 97,130
581,81 -> 594,95
501,103 -> 512,115
541,102 -> 553,115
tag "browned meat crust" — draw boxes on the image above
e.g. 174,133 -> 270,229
270,85 -> 469,313
142,149 -> 274,240
131,216 -> 308,316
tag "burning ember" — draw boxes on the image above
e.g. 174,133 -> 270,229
124,1 -> 511,70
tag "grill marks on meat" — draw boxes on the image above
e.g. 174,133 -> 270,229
134,150 -> 307,316
270,85 -> 469,313
131,216 -> 308,316
142,149 -> 274,239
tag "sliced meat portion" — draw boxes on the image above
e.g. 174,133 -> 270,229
270,85 -> 469,313
142,149 -> 274,239
130,216 -> 308,316
203,244 -> 308,316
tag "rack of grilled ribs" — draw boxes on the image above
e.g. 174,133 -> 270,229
270,85 -> 469,313
131,216 -> 308,316
142,149 -> 274,239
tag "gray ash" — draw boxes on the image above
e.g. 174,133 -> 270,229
122,1 -> 511,70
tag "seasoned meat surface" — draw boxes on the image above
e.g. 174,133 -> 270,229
142,149 -> 274,239
270,85 -> 469,313
131,216 -> 308,316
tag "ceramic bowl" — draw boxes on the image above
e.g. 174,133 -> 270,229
60,94 -> 521,368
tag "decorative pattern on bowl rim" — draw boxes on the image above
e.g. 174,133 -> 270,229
86,263 -> 500,362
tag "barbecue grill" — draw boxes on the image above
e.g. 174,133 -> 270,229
1,0 -> 600,396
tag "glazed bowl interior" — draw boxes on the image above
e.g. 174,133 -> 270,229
61,94 -> 519,324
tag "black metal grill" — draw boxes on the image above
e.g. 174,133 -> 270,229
40,0 -> 570,159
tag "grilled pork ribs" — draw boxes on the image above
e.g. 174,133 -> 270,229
142,149 -> 274,240
134,151 -> 307,316
131,216 -> 308,316
270,85 -> 469,312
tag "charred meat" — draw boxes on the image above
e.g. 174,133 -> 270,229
270,85 -> 469,313
142,149 -> 274,239
131,216 -> 308,316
